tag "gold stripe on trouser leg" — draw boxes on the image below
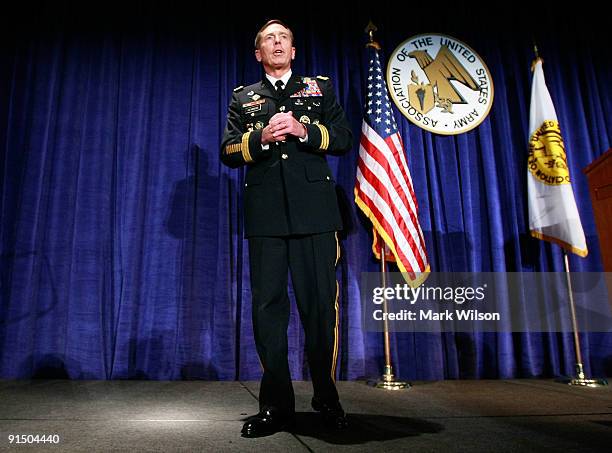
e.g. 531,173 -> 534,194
331,232 -> 340,382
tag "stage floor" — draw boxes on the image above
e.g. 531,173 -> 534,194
0,379 -> 610,452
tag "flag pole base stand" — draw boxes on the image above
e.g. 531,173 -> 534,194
366,366 -> 411,390
555,363 -> 608,387
555,377 -> 608,387
367,379 -> 410,390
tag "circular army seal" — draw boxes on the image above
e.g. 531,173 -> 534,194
387,33 -> 494,135
528,120 -> 570,185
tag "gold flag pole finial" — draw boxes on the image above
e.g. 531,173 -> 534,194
365,20 -> 381,50
531,41 -> 543,72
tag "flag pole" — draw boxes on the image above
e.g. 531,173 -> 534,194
368,242 -> 410,390
363,20 -> 409,390
556,250 -> 608,387
531,45 -> 608,387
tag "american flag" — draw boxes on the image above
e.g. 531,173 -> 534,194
354,45 -> 429,284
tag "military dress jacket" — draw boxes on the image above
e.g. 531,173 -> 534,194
220,74 -> 353,237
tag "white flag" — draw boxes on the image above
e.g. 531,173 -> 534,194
527,59 -> 587,256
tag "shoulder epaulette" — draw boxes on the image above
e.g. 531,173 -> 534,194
233,85 -> 244,92
316,75 -> 329,81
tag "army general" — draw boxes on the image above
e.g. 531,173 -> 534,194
220,19 -> 352,438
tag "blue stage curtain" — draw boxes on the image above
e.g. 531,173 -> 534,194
1,4 -> 610,380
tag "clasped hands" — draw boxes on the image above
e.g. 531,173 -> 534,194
261,111 -> 307,145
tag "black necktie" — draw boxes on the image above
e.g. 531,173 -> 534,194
275,80 -> 284,97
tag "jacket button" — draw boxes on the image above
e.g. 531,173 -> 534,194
326,176 -> 330,180
281,153 -> 288,160
244,183 -> 248,187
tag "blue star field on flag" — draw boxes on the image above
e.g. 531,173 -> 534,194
365,48 -> 398,138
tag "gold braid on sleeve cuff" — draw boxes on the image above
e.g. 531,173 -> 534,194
225,143 -> 242,155
315,124 -> 329,151
241,132 -> 253,163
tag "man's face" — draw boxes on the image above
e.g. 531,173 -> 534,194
255,23 -> 295,74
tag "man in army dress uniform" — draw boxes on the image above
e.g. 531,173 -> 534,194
220,20 -> 352,437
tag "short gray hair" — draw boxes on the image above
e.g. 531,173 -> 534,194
254,20 -> 294,49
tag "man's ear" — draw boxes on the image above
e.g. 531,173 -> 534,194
291,47 -> 296,60
255,49 -> 262,62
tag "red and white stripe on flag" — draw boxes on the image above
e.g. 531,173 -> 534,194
354,121 -> 429,286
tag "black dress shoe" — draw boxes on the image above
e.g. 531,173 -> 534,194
311,397 -> 349,429
241,409 -> 295,438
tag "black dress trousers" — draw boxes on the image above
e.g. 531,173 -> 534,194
248,232 -> 340,415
